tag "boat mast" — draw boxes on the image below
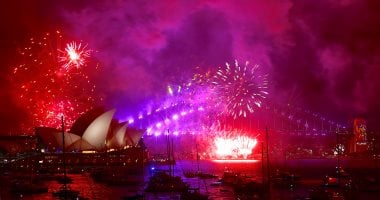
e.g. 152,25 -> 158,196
167,130 -> 171,175
171,136 -> 174,177
196,143 -> 200,172
266,127 -> 270,196
261,142 -> 265,185
61,115 -> 67,199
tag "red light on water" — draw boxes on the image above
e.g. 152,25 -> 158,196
212,159 -> 259,163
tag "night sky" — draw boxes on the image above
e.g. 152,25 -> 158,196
1,0 -> 380,134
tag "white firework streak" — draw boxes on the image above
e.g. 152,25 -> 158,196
59,42 -> 91,70
212,60 -> 268,119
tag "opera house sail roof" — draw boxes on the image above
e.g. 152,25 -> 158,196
36,109 -> 144,152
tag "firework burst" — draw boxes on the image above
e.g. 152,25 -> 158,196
214,135 -> 257,159
59,42 -> 91,70
212,60 -> 268,119
10,31 -> 100,132
213,128 -> 258,159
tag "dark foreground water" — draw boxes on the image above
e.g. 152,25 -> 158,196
1,158 -> 379,199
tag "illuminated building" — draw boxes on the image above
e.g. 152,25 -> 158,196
36,108 -> 144,152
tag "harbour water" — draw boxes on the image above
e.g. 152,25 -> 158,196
1,159 -> 379,199
1,160 -> 243,200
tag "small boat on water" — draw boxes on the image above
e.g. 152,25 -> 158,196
184,143 -> 218,180
52,116 -> 85,200
210,181 -> 222,186
321,167 -> 353,188
272,169 -> 301,189
149,153 -> 176,166
145,171 -> 189,193
322,175 -> 340,187
197,171 -> 218,179
148,166 -> 210,198
183,171 -> 218,179
52,185 -> 80,199
233,181 -> 266,200
220,169 -> 244,185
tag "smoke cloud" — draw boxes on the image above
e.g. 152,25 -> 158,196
1,0 -> 380,132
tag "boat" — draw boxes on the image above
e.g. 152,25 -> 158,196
149,154 -> 176,165
10,137 -> 48,195
183,170 -> 218,179
196,171 -> 218,179
272,169 -> 300,189
183,144 -> 217,180
210,181 -> 222,187
233,181 -> 266,199
321,167 -> 353,188
52,185 -> 80,199
322,175 -> 340,187
51,116 -> 82,199
220,168 -> 244,185
146,132 -> 191,193
309,186 -> 346,200
145,171 -> 189,193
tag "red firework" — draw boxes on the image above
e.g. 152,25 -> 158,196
212,129 -> 258,159
10,31 -> 100,132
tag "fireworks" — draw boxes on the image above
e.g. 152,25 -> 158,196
10,31 -> 99,132
59,42 -> 91,70
212,60 -> 268,119
211,127 -> 258,159
214,135 -> 257,159
130,60 -> 269,138
124,60 -> 266,160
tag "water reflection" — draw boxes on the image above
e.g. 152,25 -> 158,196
1,159 -> 379,199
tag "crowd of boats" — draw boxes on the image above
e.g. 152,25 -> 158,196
1,163 -> 380,199
1,152 -> 380,199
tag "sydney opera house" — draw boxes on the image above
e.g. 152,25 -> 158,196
36,108 -> 144,152
10,108 -> 149,167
